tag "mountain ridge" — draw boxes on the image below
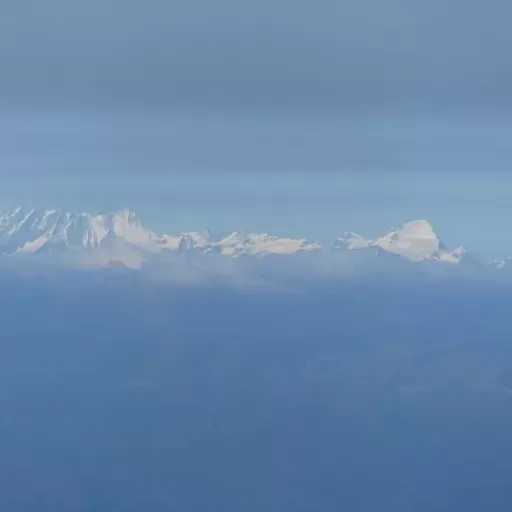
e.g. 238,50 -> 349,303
0,206 -> 499,271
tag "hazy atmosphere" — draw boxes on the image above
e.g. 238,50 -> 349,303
3,276 -> 512,511
2,0 -> 512,258
2,1 -> 512,511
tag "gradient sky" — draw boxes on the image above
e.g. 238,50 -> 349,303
1,0 -> 512,259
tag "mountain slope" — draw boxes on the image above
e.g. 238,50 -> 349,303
0,207 -> 321,267
0,207 -> 495,275
334,220 -> 468,264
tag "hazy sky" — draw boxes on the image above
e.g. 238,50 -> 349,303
1,0 -> 511,258
2,0 -> 511,110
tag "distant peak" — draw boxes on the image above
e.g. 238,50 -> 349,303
111,209 -> 138,220
389,219 -> 438,240
334,219 -> 467,264
336,232 -> 371,250
4,205 -> 30,216
0,207 -> 487,269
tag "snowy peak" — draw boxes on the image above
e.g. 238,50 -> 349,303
375,220 -> 445,261
335,232 -> 371,250
492,256 -> 512,270
0,207 -> 173,266
212,232 -> 321,257
334,220 -> 467,264
0,207 -> 322,267
0,207 -> 489,271
377,219 -> 437,244
0,207 -> 148,255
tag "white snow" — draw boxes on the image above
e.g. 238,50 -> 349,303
213,232 -> 321,257
17,234 -> 52,253
0,207 -> 321,266
0,208 -> 476,269
338,232 -> 372,250
335,220 -> 466,264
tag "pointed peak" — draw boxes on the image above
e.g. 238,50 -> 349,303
335,232 -> 371,250
341,231 -> 366,241
335,219 -> 466,264
106,210 -> 143,232
3,205 -> 31,217
493,257 -> 512,269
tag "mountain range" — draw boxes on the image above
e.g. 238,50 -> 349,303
0,206 -> 506,274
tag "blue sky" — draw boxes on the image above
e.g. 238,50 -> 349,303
1,0 -> 511,260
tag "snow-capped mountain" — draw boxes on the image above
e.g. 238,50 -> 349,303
0,207 -> 320,268
492,257 -> 512,270
0,207 -> 498,275
209,232 -> 321,258
333,220 -> 468,264
0,206 -> 212,255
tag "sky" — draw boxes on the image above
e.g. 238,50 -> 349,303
1,0 -> 512,259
